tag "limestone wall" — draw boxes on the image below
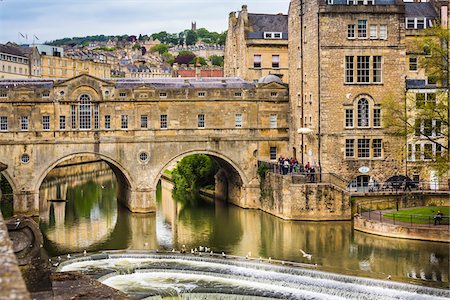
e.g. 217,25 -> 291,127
0,212 -> 30,300
259,173 -> 351,220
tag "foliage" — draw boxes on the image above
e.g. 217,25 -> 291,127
150,44 -> 169,54
174,51 -> 196,65
132,43 -> 141,50
93,46 -> 115,51
47,34 -> 129,46
257,163 -> 269,179
171,154 -> 219,200
185,30 -> 198,46
190,56 -> 207,66
209,55 -> 224,67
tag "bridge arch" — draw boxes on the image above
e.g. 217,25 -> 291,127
0,168 -> 18,194
154,149 -> 248,203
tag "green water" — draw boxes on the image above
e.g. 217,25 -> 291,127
37,163 -> 449,289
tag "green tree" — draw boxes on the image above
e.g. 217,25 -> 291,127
150,44 -> 169,54
209,55 -> 224,67
190,56 -> 207,66
185,30 -> 198,46
132,43 -> 141,50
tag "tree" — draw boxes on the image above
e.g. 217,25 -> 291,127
383,23 -> 449,174
150,44 -> 169,55
174,50 -> 196,65
185,30 -> 198,46
132,43 -> 141,50
209,55 -> 224,67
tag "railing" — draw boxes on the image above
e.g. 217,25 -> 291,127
351,180 -> 450,193
357,204 -> 450,228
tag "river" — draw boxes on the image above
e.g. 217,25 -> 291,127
37,162 -> 449,289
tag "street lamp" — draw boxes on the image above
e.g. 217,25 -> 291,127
297,128 -> 313,165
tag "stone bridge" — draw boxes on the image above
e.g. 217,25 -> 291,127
0,74 -> 289,216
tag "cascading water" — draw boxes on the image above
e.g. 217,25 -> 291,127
58,252 -> 450,300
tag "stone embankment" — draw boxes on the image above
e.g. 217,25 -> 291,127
0,212 -> 30,300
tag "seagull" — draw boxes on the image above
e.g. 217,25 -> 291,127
58,256 -> 61,261
247,251 -> 252,257
199,246 -> 204,252
268,257 -> 272,263
83,250 -> 87,256
191,249 -> 195,254
245,255 -> 249,259
300,249 -> 312,260
171,248 -> 176,252
222,252 -> 226,258
205,247 -> 210,252
144,242 -> 148,247
66,254 -> 71,259
210,251 -> 213,255
101,185 -> 105,189
387,275 -> 392,280
181,245 -> 186,253
52,262 -> 60,267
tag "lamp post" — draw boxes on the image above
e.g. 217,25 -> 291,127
297,128 -> 313,166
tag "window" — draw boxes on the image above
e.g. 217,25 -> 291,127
0,92 -> 6,98
234,92 -> 242,97
235,113 -> 243,128
433,120 -> 441,136
94,104 -> 99,129
121,115 -> 128,129
416,19 -> 425,29
272,55 -> 280,68
20,116 -> 29,131
409,56 -> 418,71
373,139 -> 382,158
79,94 -> 91,129
370,25 -> 377,39
119,92 -> 126,97
379,25 -> 387,39
71,104 -> 77,129
423,119 -> 432,136
373,56 -> 382,83
104,115 -> 111,129
424,143 -> 433,160
357,98 -> 369,127
427,93 -> 436,107
347,24 -> 355,39
357,56 -> 370,83
358,20 -> 367,38
198,114 -> 205,128
345,109 -> 354,128
345,139 -> 354,157
358,139 -> 370,158
270,114 -> 277,128
59,116 -> 66,130
345,56 -> 354,83
42,91 -> 50,98
270,92 -> 278,97
373,108 -> 381,127
140,115 -> 148,128
159,92 -> 167,98
270,147 -> 277,160
160,114 -> 168,129
197,91 -> 206,97
253,55 -> 262,68
416,93 -> 425,108
0,116 -> 7,131
42,115 -> 50,131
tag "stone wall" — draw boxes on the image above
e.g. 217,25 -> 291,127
0,212 -> 30,300
354,215 -> 450,243
259,172 -> 351,220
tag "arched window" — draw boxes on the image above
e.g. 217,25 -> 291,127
357,98 -> 369,127
79,94 -> 91,129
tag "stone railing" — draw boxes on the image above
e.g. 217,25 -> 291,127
0,212 -> 30,300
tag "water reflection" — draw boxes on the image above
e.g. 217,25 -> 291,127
39,163 -> 449,288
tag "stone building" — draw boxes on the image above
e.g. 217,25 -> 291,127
0,43 -> 30,79
224,5 -> 289,83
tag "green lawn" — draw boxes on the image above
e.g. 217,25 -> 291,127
383,206 -> 449,225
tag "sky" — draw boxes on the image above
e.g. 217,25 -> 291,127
0,0 -> 290,44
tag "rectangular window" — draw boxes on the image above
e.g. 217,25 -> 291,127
409,56 -> 418,71
71,104 -> 77,129
235,113 -> 243,128
270,114 -> 277,128
270,147 -> 277,160
424,143 -> 433,159
427,93 -> 436,107
345,139 -> 354,158
197,91 -> 206,97
104,115 -> 111,129
415,119 -> 422,136
373,56 -> 382,83
59,116 -> 66,130
119,92 -> 126,97
415,144 -> 421,160
94,104 -> 99,129
347,24 -> 355,39
407,144 -> 413,161
272,55 -> 280,68
373,108 -> 381,127
198,114 -> 205,128
42,115 -> 50,131
436,144 -> 442,158
357,56 -> 370,83
434,120 -> 441,136
121,115 -> 128,129
357,139 -> 370,158
370,25 -> 377,39
424,119 -> 432,136
416,18 -> 425,29
416,93 -> 425,109
234,92 -> 242,97
160,114 -> 168,129
0,116 -> 7,131
379,25 -> 387,39
406,18 -> 415,29
253,55 -> 262,68
345,56 -> 354,83
358,20 -> 367,38
373,139 -> 382,158
20,116 -> 29,131
140,115 -> 148,128
159,92 -> 167,98
345,109 -> 354,128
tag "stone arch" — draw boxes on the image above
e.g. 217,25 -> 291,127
34,152 -> 134,193
154,150 -> 249,204
69,85 -> 102,102
153,149 -> 248,190
0,169 -> 18,193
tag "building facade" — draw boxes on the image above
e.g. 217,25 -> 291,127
224,5 -> 289,83
0,43 -> 30,79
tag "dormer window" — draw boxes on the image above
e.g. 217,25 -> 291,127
0,92 -> 7,98
198,91 -> 206,97
42,91 -> 50,98
159,92 -> 167,98
119,92 -> 127,97
264,32 -> 282,39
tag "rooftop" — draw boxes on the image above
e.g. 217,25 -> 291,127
405,2 -> 438,18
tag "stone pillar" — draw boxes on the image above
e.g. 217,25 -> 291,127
242,184 -> 260,209
118,187 -> 156,213
13,190 -> 39,217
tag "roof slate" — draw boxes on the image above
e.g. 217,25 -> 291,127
0,43 -> 27,57
405,3 -> 438,18
247,13 -> 288,33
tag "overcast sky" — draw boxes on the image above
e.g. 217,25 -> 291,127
0,0 -> 290,44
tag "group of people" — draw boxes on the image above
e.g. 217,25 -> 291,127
277,156 -> 317,181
